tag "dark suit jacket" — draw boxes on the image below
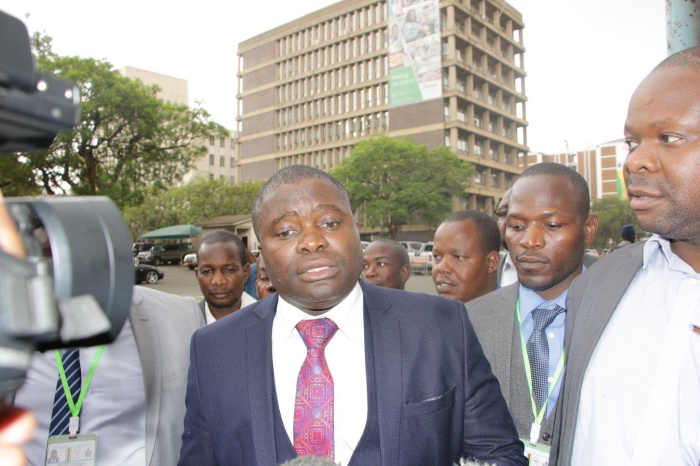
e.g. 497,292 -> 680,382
550,243 -> 645,465
179,281 -> 527,466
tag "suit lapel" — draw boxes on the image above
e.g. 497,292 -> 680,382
361,282 -> 401,466
129,293 -> 161,466
246,298 -> 279,466
493,284 -> 520,399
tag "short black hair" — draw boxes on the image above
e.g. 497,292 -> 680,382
252,165 -> 351,238
517,162 -> 591,218
441,210 -> 501,255
367,238 -> 410,266
197,231 -> 247,264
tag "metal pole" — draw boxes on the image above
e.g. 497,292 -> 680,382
666,0 -> 700,55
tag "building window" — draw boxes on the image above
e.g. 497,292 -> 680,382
209,154 -> 214,165
220,156 -> 225,167
230,157 -> 235,168
220,138 -> 226,148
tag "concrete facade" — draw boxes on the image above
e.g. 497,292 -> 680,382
236,0 -> 528,225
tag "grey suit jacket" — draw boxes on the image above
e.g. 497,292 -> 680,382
467,284 -> 557,445
131,286 -> 205,466
550,242 -> 644,465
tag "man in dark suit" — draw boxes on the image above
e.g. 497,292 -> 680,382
467,163 -> 598,464
194,231 -> 256,324
551,47 -> 700,466
179,165 -> 526,465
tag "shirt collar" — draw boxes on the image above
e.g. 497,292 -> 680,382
275,281 -> 364,343
518,283 -> 569,320
643,235 -> 699,276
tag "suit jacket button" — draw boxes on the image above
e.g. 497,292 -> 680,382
542,433 -> 551,441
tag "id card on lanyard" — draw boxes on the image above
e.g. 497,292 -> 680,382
516,299 -> 566,465
45,346 -> 104,466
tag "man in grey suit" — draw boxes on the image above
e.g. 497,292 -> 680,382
467,163 -> 598,464
14,286 -> 205,465
551,47 -> 700,466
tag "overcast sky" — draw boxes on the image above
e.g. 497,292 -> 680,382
4,0 -> 666,154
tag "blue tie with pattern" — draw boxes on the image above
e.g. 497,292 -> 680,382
526,306 -> 564,408
49,348 -> 81,436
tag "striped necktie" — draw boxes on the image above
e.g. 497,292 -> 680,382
49,348 -> 81,436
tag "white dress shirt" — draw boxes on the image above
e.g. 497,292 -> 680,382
272,282 -> 367,466
572,235 -> 700,465
500,252 -> 518,287
204,291 -> 256,325
15,319 -> 146,466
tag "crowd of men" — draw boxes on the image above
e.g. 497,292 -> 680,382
1,46 -> 698,466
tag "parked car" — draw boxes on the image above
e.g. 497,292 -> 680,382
183,252 -> 197,270
132,242 -> 156,257
138,242 -> 194,266
400,241 -> 424,255
135,263 -> 164,284
409,241 -> 434,275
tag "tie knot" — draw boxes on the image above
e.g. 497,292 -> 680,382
532,305 -> 565,331
296,318 -> 338,350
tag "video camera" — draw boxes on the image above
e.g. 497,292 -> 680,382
0,10 -> 133,397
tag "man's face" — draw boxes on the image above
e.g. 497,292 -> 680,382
195,242 -> 249,313
361,242 -> 409,290
506,175 -> 598,300
257,178 -> 364,314
255,255 -> 276,300
495,189 -> 510,249
432,220 -> 499,302
624,66 -> 700,244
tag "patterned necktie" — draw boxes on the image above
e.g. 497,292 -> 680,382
526,305 -> 564,408
293,318 -> 339,460
49,348 -> 81,436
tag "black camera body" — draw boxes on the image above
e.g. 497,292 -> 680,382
0,10 -> 132,397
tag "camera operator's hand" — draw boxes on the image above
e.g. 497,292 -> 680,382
0,405 -> 35,466
0,189 -> 26,259
0,188 -> 33,466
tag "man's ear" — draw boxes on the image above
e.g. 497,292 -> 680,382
486,250 -> 500,274
584,214 -> 600,245
400,264 -> 411,283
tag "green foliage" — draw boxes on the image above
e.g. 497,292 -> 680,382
331,134 -> 474,239
591,196 -> 637,250
0,155 -> 41,196
23,33 -> 227,208
123,178 -> 263,238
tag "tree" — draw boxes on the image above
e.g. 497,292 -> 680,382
590,196 -> 637,250
23,34 -> 227,208
122,178 -> 263,238
0,155 -> 41,196
331,134 -> 474,239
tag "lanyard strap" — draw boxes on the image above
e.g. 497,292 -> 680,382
54,346 -> 104,417
516,298 -> 566,426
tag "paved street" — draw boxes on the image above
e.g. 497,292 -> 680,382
139,263 -> 439,299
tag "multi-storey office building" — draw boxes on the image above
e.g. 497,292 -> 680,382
236,0 -> 527,222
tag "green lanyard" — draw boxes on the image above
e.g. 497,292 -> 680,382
516,298 -> 566,444
54,346 -> 104,421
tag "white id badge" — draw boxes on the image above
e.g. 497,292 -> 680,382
522,438 -> 550,466
46,434 -> 97,466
